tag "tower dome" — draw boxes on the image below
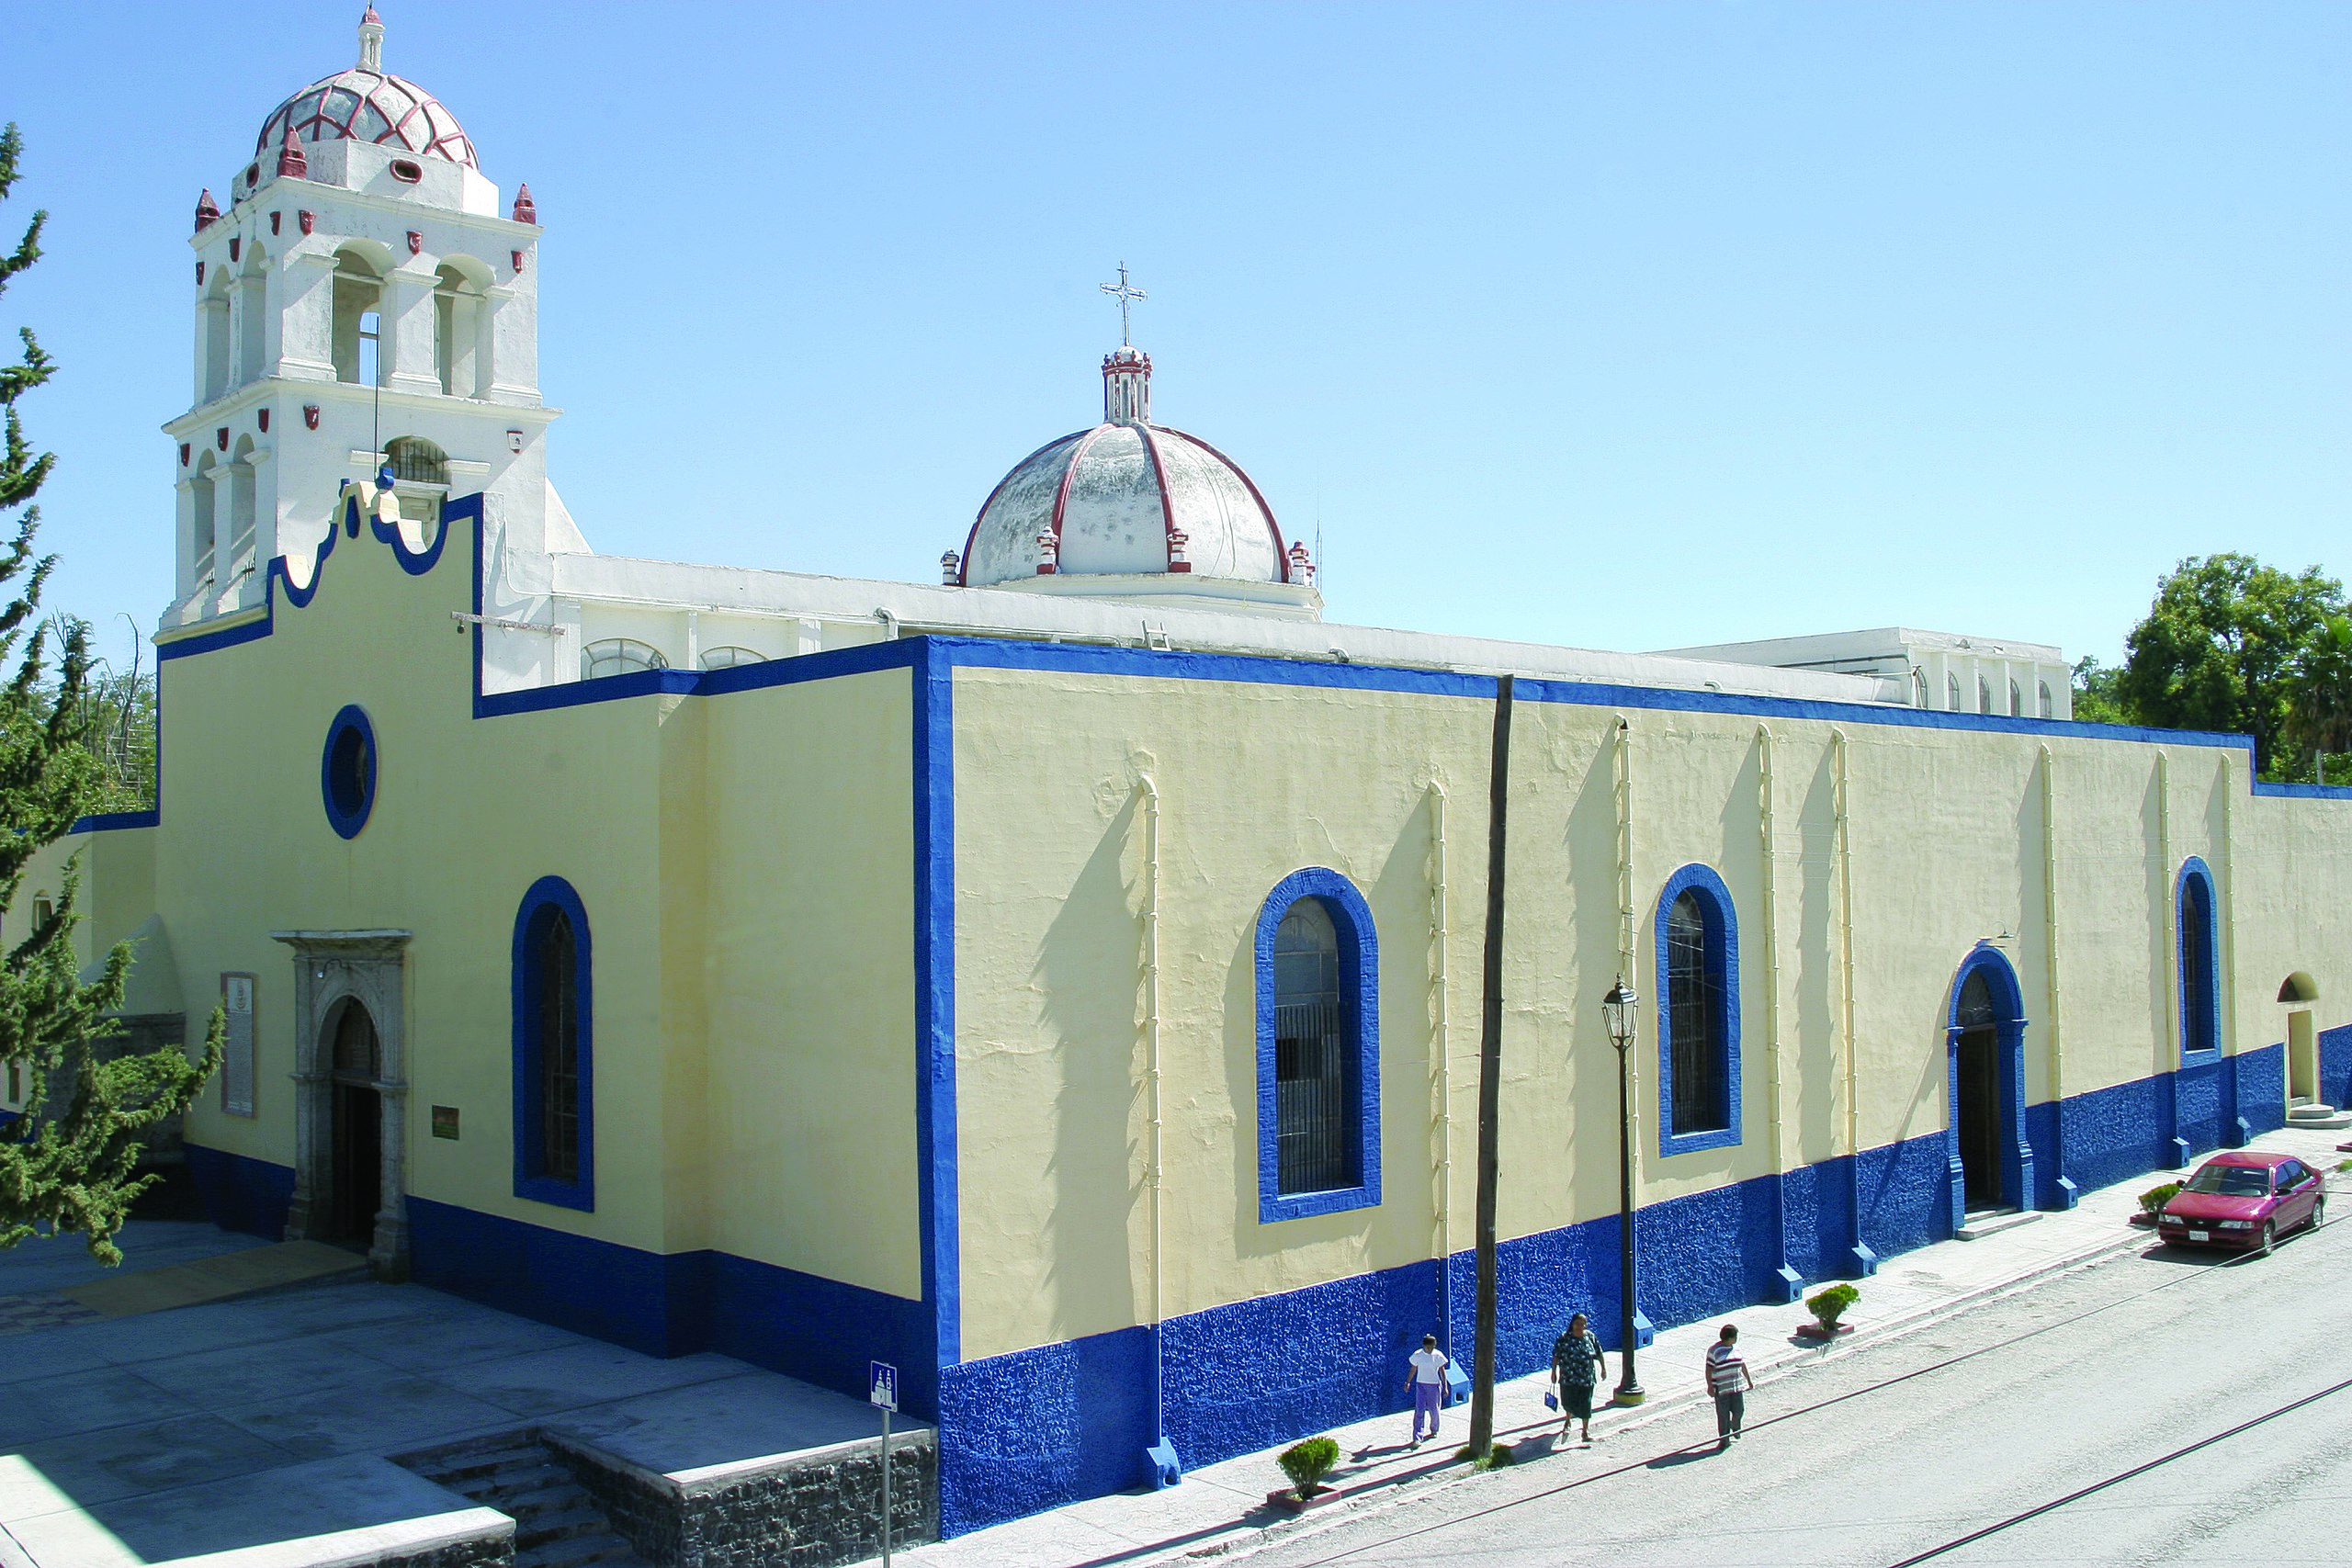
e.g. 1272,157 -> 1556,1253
956,347 -> 1314,609
255,8 -> 477,171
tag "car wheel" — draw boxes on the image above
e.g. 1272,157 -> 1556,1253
2261,1221 -> 2278,1255
2311,1196 -> 2326,1233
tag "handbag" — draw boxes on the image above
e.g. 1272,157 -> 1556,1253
1543,1391 -> 1559,1411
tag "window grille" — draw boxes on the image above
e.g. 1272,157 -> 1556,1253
385,436 -> 449,486
698,646 -> 766,671
1273,898 -> 1348,1194
1955,970 -> 1996,1032
2038,682 -> 2054,719
536,908 -> 581,1183
2008,679 -> 2022,717
1665,890 -> 1727,1133
1947,674 -> 1962,712
582,638 -> 670,681
1977,677 -> 1993,716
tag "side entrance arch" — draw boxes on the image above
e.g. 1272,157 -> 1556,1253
1945,945 -> 2035,1233
276,930 -> 412,1277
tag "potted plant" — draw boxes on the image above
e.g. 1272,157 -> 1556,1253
1268,1436 -> 1341,1512
1797,1281 -> 1860,1339
2133,1181 -> 2182,1228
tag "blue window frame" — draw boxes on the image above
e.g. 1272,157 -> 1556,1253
1655,863 -> 1741,1156
2177,856 -> 2220,1063
513,875 -> 594,1210
1255,868 -> 1379,1223
320,705 -> 377,840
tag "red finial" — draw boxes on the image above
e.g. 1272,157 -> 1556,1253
194,188 -> 220,231
276,125 -> 309,179
1288,540 -> 1315,588
362,4 -> 382,21
511,183 -> 537,224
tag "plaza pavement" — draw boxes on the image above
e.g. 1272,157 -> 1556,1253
882,1120 -> 2352,1568
0,1224 -> 896,1568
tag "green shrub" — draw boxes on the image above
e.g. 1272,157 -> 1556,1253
1278,1436 -> 1340,1495
2140,1181 -> 2182,1215
2337,1159 -> 2352,1174
1807,1282 -> 1860,1325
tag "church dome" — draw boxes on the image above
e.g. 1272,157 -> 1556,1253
957,347 -> 1301,590
256,9 -> 478,171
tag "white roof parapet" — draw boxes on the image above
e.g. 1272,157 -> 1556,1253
1659,626 -> 2067,669
549,553 -> 1912,707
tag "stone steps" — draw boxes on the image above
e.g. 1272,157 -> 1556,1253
395,1430 -> 647,1568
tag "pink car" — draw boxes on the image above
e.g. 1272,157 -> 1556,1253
2157,1151 -> 2327,1252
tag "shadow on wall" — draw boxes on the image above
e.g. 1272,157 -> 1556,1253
1035,791 -> 1144,1344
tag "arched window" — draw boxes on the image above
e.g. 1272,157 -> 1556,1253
235,247 -> 269,386
1255,868 -> 1379,1222
513,876 -> 593,1209
1655,864 -> 1741,1156
2007,679 -> 2022,717
226,435 -> 257,566
2177,858 -> 2220,1061
1947,673 -> 1962,712
1977,676 -> 1993,716
698,646 -> 766,671
190,453 -> 218,583
331,247 -> 386,385
581,637 -> 670,682
2038,681 -> 2054,719
433,259 -> 492,397
201,272 -> 232,403
383,436 -> 450,525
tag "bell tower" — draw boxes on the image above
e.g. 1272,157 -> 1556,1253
161,8 -> 559,630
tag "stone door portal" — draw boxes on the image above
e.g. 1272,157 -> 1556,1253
276,930 -> 412,1277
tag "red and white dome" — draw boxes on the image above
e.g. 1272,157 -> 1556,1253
256,9 -> 477,170
958,347 -> 1299,590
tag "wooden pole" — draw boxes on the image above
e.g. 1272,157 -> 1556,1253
1467,673 -> 1513,1458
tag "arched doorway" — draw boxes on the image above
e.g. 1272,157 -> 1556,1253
326,999 -> 383,1247
1946,947 -> 2034,1232
2281,973 -> 2322,1107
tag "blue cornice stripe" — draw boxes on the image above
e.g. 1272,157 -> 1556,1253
913,640 -> 960,1367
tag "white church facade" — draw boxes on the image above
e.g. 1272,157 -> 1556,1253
17,13 -> 2352,1538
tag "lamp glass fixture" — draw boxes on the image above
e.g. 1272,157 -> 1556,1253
1601,977 -> 1638,1052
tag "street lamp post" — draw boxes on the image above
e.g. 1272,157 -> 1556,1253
1601,977 -> 1645,1405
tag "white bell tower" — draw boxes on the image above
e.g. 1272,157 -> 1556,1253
161,8 -> 561,629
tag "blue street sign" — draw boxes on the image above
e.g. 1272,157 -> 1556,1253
869,1360 -> 899,1412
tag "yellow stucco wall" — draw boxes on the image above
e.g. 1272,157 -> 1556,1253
28,493 -> 922,1299
948,666 -> 2352,1362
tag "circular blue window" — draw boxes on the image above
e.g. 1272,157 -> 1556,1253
321,705 -> 377,840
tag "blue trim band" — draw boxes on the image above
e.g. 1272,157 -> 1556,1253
511,874 -> 595,1213
914,641 -> 960,1369
1654,863 -> 1741,1157
1255,867 -> 1381,1224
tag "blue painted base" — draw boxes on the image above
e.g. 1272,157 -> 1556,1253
181,1042 -> 2307,1543
1144,1440 -> 1182,1489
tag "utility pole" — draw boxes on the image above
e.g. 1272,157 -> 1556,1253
1466,672 -> 1513,1459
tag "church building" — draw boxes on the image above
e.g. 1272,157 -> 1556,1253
16,12 -> 2352,1538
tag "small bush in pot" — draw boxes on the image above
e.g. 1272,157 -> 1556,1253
1807,1281 -> 1860,1329
1277,1436 -> 1340,1500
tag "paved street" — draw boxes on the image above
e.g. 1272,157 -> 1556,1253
1239,1199 -> 2352,1568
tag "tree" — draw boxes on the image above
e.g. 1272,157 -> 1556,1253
0,124 -> 219,1263
2069,655 -> 2129,726
2115,554 -> 2346,777
2285,613 -> 2352,786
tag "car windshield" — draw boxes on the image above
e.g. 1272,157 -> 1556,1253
2184,1166 -> 2271,1196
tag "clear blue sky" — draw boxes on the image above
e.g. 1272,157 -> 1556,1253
5,2 -> 2347,674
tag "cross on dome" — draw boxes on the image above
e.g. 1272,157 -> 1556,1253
1100,264 -> 1147,348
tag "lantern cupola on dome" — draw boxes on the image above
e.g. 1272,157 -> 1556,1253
955,342 -> 1318,617
256,7 -> 479,172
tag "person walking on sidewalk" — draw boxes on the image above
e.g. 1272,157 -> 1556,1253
1704,1324 -> 1754,1448
1549,1312 -> 1607,1446
1405,1334 -> 1452,1448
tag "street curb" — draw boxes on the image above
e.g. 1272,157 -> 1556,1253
1134,1219 -> 2159,1566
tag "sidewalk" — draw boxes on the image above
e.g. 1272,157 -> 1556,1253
888,1122 -> 2350,1568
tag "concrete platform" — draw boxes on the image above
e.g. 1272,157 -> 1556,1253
0,1221 -> 908,1567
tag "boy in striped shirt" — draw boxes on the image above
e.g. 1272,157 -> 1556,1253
1703,1324 -> 1753,1447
